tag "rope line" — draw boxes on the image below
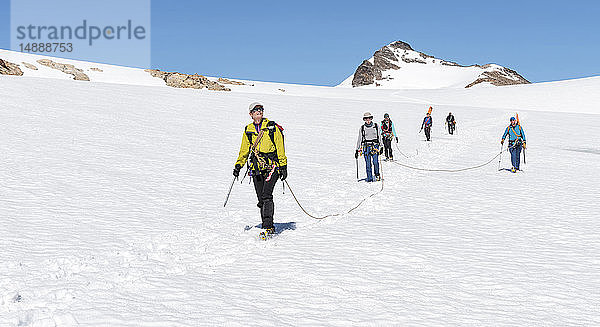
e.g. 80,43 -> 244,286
284,160 -> 384,220
390,150 -> 504,172
394,142 -> 418,158
284,147 -> 507,220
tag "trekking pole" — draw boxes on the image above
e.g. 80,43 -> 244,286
239,165 -> 250,184
523,147 -> 526,164
356,157 -> 359,180
223,176 -> 238,207
497,144 -> 504,171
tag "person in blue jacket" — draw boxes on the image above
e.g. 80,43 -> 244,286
421,112 -> 433,141
501,117 -> 526,172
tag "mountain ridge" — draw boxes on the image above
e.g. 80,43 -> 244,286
338,41 -> 530,89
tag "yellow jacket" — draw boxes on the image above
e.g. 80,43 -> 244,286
235,118 -> 287,169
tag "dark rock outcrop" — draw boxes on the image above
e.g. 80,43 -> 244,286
389,41 -> 413,51
465,67 -> 530,88
217,77 -> 246,86
352,60 -> 377,87
374,47 -> 400,71
36,59 -> 89,81
145,69 -> 231,91
22,62 -> 38,70
0,59 -> 24,76
401,55 -> 427,64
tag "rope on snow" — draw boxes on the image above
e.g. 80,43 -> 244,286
285,148 -> 507,220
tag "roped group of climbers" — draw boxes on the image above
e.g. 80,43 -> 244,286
229,102 -> 527,237
353,112 -> 401,182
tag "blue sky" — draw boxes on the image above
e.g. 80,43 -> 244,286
1,0 -> 599,86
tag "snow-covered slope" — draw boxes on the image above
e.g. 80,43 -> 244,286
338,41 -> 530,89
2,61 -> 600,326
0,49 -> 165,87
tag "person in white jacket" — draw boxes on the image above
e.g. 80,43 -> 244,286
355,112 -> 383,182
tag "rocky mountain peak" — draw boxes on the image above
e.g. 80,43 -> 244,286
344,40 -> 530,89
389,41 -> 413,51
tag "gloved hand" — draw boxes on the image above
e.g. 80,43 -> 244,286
379,147 -> 384,155
501,139 -> 504,145
233,164 -> 241,177
355,150 -> 359,159
278,165 -> 287,181
395,137 -> 398,143
523,143 -> 527,149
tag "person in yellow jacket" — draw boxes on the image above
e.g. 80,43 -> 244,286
233,102 -> 287,236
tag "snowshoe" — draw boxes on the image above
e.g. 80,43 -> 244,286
259,227 -> 276,241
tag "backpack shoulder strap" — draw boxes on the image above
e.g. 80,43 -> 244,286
361,124 -> 365,142
267,120 -> 278,150
245,126 -> 253,146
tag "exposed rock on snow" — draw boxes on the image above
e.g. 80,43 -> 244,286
352,60 -> 378,87
36,59 -> 90,81
89,67 -> 103,72
217,77 -> 247,85
344,40 -> 530,89
145,69 -> 231,91
22,62 -> 38,70
466,65 -> 531,88
0,58 -> 24,76
389,40 -> 413,51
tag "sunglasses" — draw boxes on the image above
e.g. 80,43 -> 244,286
250,106 -> 264,113
363,116 -> 373,120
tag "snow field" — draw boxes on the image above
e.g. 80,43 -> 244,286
1,74 -> 599,326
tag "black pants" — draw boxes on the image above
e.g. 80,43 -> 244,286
383,137 -> 393,159
252,169 -> 279,229
447,123 -> 454,135
424,126 -> 431,141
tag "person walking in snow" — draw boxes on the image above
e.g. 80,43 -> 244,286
355,112 -> 383,182
421,112 -> 433,141
233,102 -> 287,237
446,112 -> 456,135
501,116 -> 526,173
381,113 -> 398,161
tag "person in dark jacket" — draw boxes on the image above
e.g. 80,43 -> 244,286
421,112 -> 433,141
501,116 -> 526,173
355,112 -> 383,182
445,112 -> 456,135
380,113 -> 398,161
